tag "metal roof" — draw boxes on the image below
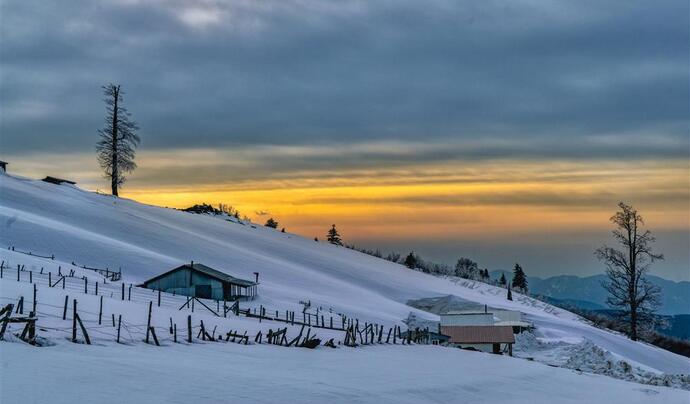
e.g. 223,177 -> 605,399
143,262 -> 257,287
440,325 -> 515,344
443,311 -> 493,315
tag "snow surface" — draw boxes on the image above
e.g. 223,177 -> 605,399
1,172 -> 689,403
3,338 -> 688,404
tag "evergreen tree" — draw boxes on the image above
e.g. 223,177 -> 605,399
454,257 -> 479,279
404,252 -> 418,269
511,263 -> 528,292
96,83 -> 140,196
327,224 -> 343,246
265,218 -> 279,228
481,269 -> 490,281
507,285 -> 513,301
281,228 -> 285,233
499,273 -> 507,286
314,237 -> 319,242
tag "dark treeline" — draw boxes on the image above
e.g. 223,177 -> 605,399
344,242 -> 527,291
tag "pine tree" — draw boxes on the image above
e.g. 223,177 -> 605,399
96,83 -> 140,196
281,228 -> 285,233
481,269 -> 490,281
265,218 -> 278,228
404,252 -> 417,269
454,257 -> 479,279
507,285 -> 513,301
327,224 -> 343,246
314,237 -> 319,242
499,273 -> 507,286
511,263 -> 528,293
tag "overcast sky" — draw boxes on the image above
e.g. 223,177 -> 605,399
1,1 -> 688,280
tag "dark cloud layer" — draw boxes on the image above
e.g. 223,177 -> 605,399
1,0 -> 688,157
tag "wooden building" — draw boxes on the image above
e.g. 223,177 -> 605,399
0,160 -> 7,173
141,262 -> 258,301
440,325 -> 515,356
42,176 -> 76,185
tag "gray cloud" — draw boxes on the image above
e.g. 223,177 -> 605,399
1,0 -> 688,159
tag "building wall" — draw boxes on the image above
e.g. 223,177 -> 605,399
492,310 -> 523,323
451,343 -> 493,352
145,269 -> 224,300
440,313 -> 494,326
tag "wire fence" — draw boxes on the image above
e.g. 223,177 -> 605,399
0,261 -> 417,349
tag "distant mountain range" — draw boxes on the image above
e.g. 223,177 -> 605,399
490,271 -> 690,316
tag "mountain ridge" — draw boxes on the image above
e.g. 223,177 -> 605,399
490,270 -> 690,315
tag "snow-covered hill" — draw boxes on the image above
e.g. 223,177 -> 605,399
0,172 -> 688,403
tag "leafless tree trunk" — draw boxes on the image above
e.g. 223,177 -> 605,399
595,202 -> 662,341
96,83 -> 140,196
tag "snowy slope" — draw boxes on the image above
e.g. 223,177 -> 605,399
1,171 -> 689,383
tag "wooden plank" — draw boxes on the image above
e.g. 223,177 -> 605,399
149,327 -> 160,346
75,313 -> 91,345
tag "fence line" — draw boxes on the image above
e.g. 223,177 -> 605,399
0,261 -> 424,349
5,245 -> 121,281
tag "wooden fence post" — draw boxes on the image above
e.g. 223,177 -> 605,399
62,276 -> 65,289
116,315 -> 122,343
187,315 -> 192,343
84,277 -> 88,294
75,313 -> 91,345
48,271 -> 51,286
72,299 -> 78,342
63,295 -> 69,320
146,301 -> 152,344
121,283 -> 125,300
128,284 -> 131,300
98,296 -> 103,325
0,304 -> 14,341
95,281 -> 98,296
157,290 -> 161,307
29,271 -> 32,284
174,324 -> 177,343
32,284 -> 37,313
16,296 -> 24,315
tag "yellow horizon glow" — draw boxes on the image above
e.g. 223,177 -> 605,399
5,149 -> 688,244
119,160 -> 689,241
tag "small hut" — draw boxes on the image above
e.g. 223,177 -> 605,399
0,160 -> 7,173
141,262 -> 257,301
42,176 -> 76,185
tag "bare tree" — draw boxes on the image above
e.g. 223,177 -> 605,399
595,202 -> 663,341
96,84 -> 140,196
